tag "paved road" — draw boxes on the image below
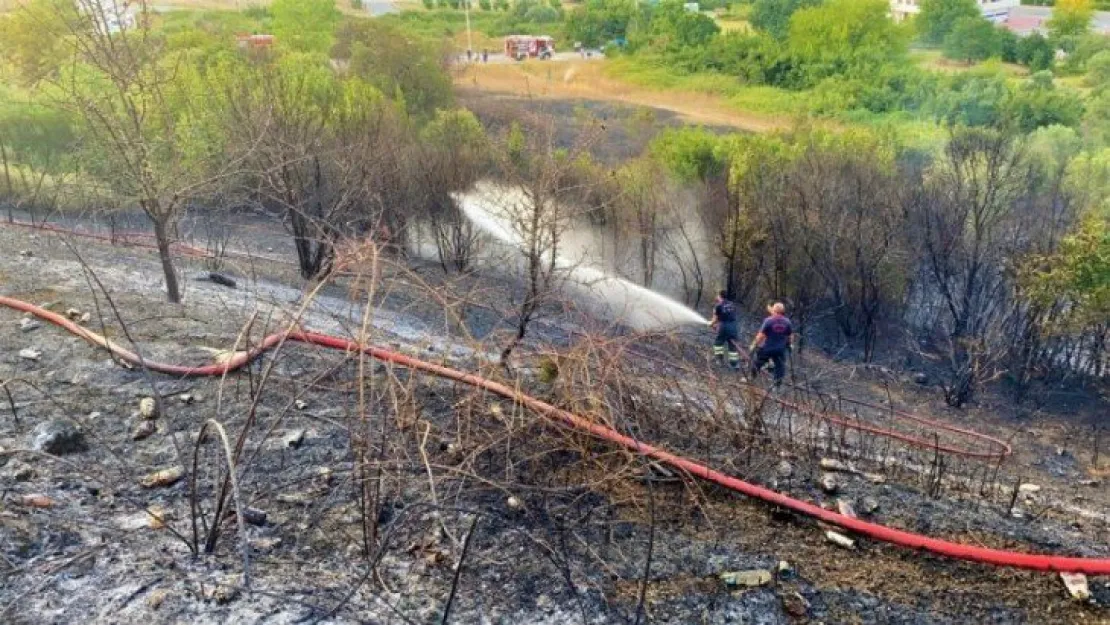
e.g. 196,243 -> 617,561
1006,5 -> 1110,34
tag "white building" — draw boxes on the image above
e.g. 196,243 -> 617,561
890,0 -> 1020,24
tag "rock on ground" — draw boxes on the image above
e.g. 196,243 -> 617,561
29,419 -> 88,455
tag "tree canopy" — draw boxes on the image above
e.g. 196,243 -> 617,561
749,0 -> 822,40
787,0 -> 908,77
943,16 -> 1002,64
271,0 -> 341,53
1047,0 -> 1095,42
918,0 -> 980,45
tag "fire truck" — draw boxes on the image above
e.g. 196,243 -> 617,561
504,35 -> 555,61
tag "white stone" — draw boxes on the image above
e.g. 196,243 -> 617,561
283,429 -> 306,449
720,569 -> 772,587
825,531 -> 855,550
138,397 -> 158,420
19,348 -> 41,361
1060,572 -> 1090,601
837,499 -> 857,518
820,458 -> 855,473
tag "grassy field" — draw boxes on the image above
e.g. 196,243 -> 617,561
457,56 -> 951,146
457,57 -> 800,132
715,17 -> 751,33
910,48 -> 1029,76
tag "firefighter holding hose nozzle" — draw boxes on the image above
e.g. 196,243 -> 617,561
750,302 -> 793,387
708,290 -> 742,371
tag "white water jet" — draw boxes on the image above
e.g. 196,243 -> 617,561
455,182 -> 709,330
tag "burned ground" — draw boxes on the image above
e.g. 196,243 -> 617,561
0,222 -> 1108,624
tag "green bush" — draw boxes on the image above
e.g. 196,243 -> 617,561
750,0 -> 822,40
1016,31 -> 1054,71
565,0 -> 645,48
942,16 -> 1001,63
1009,72 -> 1085,131
1087,50 -> 1110,89
242,5 -> 271,19
479,0 -> 492,9
523,5 -> 561,22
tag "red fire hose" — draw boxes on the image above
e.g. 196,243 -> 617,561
11,218 -> 1013,460
3,294 -> 1108,575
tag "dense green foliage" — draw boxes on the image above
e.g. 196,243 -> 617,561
749,0 -> 822,40
918,0 -> 981,45
564,0 -> 643,47
943,16 -> 1005,64
271,0 -> 341,53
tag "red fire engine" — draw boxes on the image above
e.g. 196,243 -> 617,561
504,35 -> 555,61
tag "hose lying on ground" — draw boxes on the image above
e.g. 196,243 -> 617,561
2,294 -> 1107,575
13,217 -> 1012,461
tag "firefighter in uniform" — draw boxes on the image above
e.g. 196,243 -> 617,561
749,302 -> 793,386
708,290 -> 742,370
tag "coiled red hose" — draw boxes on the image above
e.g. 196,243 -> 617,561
3,294 -> 1107,574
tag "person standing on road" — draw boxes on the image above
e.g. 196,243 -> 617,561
749,302 -> 793,386
482,49 -> 488,63
708,290 -> 742,370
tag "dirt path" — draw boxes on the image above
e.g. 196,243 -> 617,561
456,60 -> 792,133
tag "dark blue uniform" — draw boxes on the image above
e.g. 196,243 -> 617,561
713,300 -> 741,369
752,314 -> 792,384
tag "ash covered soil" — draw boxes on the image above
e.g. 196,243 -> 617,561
0,223 -> 1108,625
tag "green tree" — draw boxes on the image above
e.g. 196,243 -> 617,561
637,0 -> 720,52
1016,31 -> 1055,71
1022,212 -> 1110,334
419,109 -> 489,272
271,0 -> 340,53
749,0 -> 822,40
0,0 -> 73,85
932,67 -> 1012,127
565,0 -> 643,47
1083,90 -> 1110,146
0,0 -> 239,303
1086,50 -> 1110,90
1008,71 -> 1085,132
942,16 -> 1001,64
1047,0 -> 1094,42
996,25 -> 1019,63
917,0 -> 979,45
788,0 -> 908,78
649,127 -> 724,182
523,4 -> 561,21
334,20 -> 454,119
